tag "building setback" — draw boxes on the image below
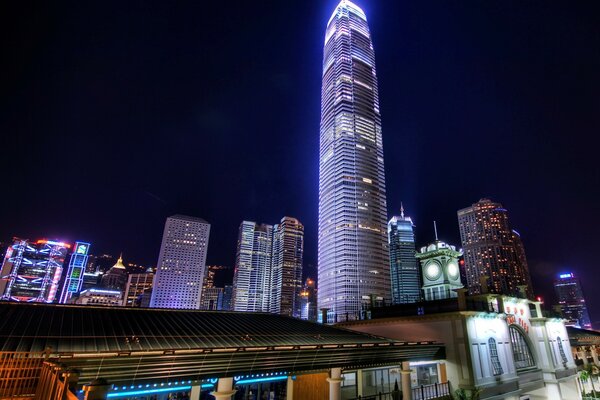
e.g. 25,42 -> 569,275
457,198 -> 533,298
388,207 -> 420,304
318,0 -> 390,323
150,215 -> 210,309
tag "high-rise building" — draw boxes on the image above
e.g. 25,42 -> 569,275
299,277 -> 318,322
58,241 -> 91,304
101,255 -> 128,291
232,221 -> 273,312
70,288 -> 122,306
150,215 -> 210,309
123,268 -> 154,307
0,238 -> 70,303
318,0 -> 390,323
554,272 -> 592,329
271,217 -> 304,317
457,199 -> 533,298
388,206 -> 420,304
221,285 -> 233,311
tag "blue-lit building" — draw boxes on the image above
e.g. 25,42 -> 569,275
58,241 -> 90,304
388,207 -> 420,304
554,272 -> 592,329
0,238 -> 70,303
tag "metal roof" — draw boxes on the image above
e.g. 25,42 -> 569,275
0,303 -> 445,385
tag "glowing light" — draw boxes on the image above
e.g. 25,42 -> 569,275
107,386 -> 191,398
235,376 -> 289,385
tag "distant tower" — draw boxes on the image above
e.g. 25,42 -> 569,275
101,254 -> 128,292
271,217 -> 304,317
554,272 -> 592,329
417,228 -> 463,301
388,205 -> 420,304
150,215 -> 210,309
58,241 -> 91,304
232,221 -> 273,312
457,198 -> 533,298
318,0 -> 390,323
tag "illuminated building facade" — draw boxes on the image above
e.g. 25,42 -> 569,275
123,269 -> 154,307
0,238 -> 70,303
457,199 -> 533,298
232,221 -> 273,312
100,254 -> 128,291
71,288 -> 122,306
388,207 -> 420,304
58,241 -> 90,304
318,0 -> 390,323
150,215 -> 210,309
299,277 -> 317,322
417,239 -> 463,301
270,217 -> 304,317
554,272 -> 592,329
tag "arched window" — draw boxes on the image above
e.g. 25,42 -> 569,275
488,338 -> 504,376
509,325 -> 536,370
557,336 -> 568,365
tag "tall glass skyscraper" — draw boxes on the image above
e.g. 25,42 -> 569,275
554,272 -> 592,329
318,1 -> 390,322
388,207 -> 420,304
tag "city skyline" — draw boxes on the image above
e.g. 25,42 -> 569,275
1,1 -> 599,324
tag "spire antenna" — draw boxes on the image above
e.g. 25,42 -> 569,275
433,221 -> 438,241
400,202 -> 405,219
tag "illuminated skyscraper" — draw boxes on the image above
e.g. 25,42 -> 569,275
388,207 -> 420,304
0,238 -> 70,303
58,241 -> 91,304
232,221 -> 273,312
554,272 -> 592,329
457,199 -> 533,298
123,268 -> 154,307
271,217 -> 304,317
318,0 -> 390,322
150,215 -> 210,309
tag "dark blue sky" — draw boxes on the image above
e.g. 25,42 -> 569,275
1,1 -> 599,325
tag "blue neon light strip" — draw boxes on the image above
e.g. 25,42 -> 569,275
107,385 -> 191,398
235,375 -> 289,385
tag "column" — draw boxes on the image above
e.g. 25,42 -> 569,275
82,378 -> 113,400
190,383 -> 201,400
327,368 -> 344,400
286,376 -> 294,400
591,346 -> 600,367
401,361 -> 412,400
579,348 -> 589,366
210,377 -> 237,400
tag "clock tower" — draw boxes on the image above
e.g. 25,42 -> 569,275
417,239 -> 464,301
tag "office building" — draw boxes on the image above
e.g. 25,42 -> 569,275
554,272 -> 592,329
70,288 -> 122,306
123,268 -> 154,307
299,277 -> 318,322
388,206 -> 420,304
150,215 -> 210,309
318,0 -> 390,322
221,285 -> 233,311
271,217 -> 304,317
58,241 -> 91,304
457,198 -> 533,298
232,221 -> 273,312
0,238 -> 70,303
100,254 -> 128,291
200,287 -> 223,310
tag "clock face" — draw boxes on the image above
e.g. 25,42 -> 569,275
447,262 -> 459,279
425,261 -> 441,280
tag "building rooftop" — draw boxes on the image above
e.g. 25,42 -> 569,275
169,214 -> 209,224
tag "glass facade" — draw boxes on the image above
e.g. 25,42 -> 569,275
388,212 -> 420,304
553,272 -> 592,329
318,0 -> 390,323
58,241 -> 90,304
0,238 -> 69,303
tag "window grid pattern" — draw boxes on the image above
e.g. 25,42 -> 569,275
488,338 -> 503,376
509,326 -> 535,370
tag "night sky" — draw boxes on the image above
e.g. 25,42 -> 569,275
1,1 -> 599,325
